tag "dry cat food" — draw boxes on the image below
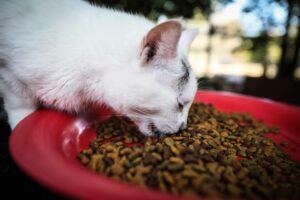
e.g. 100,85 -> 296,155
78,103 -> 300,199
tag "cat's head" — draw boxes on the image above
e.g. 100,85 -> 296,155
122,21 -> 198,136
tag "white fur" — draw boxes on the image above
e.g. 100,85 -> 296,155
0,0 -> 198,136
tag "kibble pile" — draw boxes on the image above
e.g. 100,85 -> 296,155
78,103 -> 300,199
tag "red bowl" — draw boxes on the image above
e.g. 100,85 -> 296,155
9,91 -> 300,199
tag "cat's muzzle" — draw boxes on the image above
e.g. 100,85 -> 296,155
149,122 -> 167,137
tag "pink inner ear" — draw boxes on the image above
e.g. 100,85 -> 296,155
142,21 -> 182,59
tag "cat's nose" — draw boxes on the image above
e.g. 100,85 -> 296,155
179,122 -> 186,130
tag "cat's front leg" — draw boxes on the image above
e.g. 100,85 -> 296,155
2,89 -> 37,129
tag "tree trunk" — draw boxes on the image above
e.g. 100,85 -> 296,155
205,21 -> 214,77
291,23 -> 300,74
277,0 -> 293,78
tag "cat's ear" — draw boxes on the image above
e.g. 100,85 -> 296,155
140,20 -> 182,64
178,29 -> 199,56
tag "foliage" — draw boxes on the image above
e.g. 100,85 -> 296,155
87,0 -> 213,20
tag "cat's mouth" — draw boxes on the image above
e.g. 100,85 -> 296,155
149,122 -> 167,137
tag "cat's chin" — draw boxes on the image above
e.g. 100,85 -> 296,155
149,122 -> 171,137
136,122 -> 155,137
135,120 -> 173,137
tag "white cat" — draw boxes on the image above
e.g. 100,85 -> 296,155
0,0 -> 198,136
